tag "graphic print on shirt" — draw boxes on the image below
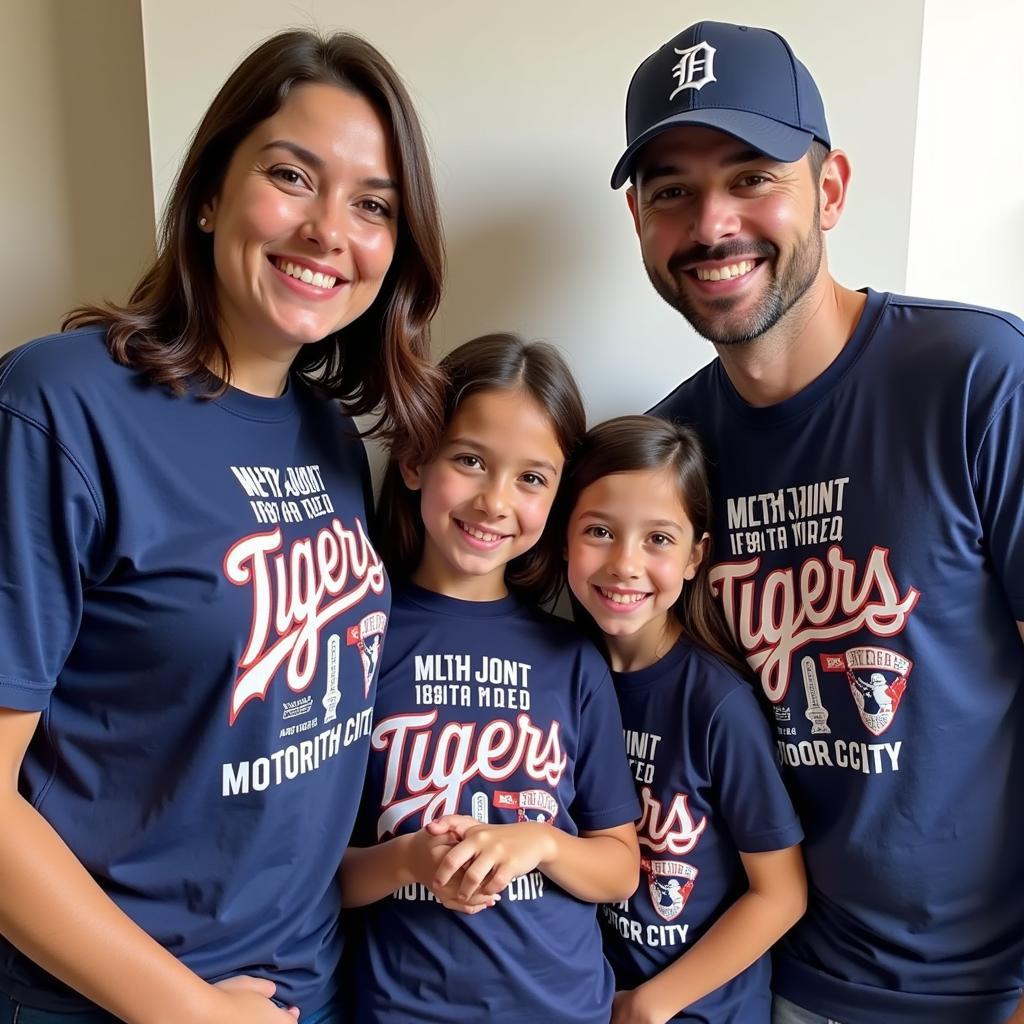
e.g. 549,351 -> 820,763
709,475 -> 918,774
220,463 -> 386,797
603,729 -> 704,949
372,652 -> 566,904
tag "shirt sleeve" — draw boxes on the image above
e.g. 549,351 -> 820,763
0,408 -> 106,710
972,380 -> 1024,619
708,684 -> 804,853
570,659 -> 641,832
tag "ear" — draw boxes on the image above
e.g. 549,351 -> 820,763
818,149 -> 851,232
398,459 -> 422,491
625,186 -> 642,239
198,196 -> 218,232
683,531 -> 709,581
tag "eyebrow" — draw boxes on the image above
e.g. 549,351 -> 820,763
445,437 -> 558,475
261,139 -> 398,190
639,147 -> 769,185
578,510 -> 683,530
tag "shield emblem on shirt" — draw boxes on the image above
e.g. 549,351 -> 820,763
643,858 -> 698,922
820,646 -> 912,737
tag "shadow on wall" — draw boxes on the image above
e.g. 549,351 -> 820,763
53,0 -> 156,317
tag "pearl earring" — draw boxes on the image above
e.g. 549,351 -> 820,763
199,216 -> 208,228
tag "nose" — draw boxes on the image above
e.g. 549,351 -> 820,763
475,477 -> 511,519
609,539 -> 641,579
303,191 -> 349,253
689,190 -> 741,248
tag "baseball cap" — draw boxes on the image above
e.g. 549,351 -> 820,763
611,21 -> 830,189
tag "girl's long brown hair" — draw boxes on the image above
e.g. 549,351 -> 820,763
562,415 -> 750,676
378,333 -> 586,606
64,30 -> 444,462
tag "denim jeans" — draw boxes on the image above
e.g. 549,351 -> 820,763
0,990 -> 344,1024
772,994 -> 844,1024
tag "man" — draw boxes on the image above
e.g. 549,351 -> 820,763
612,20 -> 1024,1024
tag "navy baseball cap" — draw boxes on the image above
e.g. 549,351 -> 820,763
611,21 -> 830,189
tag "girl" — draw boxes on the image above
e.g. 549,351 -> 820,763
341,334 -> 641,1023
0,31 -> 443,1024
564,416 -> 806,1024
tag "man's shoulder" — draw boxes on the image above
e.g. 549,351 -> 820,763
646,358 -> 719,423
879,291 -> 1024,361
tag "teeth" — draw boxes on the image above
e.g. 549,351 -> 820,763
461,522 -> 504,542
695,259 -> 755,282
276,259 -> 336,288
599,587 -> 647,605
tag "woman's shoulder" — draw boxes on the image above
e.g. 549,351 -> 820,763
0,326 -> 132,413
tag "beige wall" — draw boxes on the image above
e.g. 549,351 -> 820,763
139,0 -> 925,420
907,0 -> 1024,307
1,0 -> 154,352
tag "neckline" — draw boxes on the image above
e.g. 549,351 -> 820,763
211,373 -> 303,422
612,634 -> 695,690
400,582 -> 523,618
711,287 -> 889,428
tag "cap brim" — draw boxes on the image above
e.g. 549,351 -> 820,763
610,109 -> 815,189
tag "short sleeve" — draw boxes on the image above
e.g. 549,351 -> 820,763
708,685 -> 803,853
0,409 -> 106,709
570,661 -> 641,832
973,381 -> 1024,619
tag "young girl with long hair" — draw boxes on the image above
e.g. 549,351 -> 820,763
340,334 -> 640,1023
564,415 -> 806,1024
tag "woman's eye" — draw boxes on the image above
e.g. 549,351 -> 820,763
270,166 -> 308,188
359,198 -> 393,218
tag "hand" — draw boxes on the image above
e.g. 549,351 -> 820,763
610,987 -> 671,1024
208,976 -> 298,1023
407,825 -> 499,915
432,821 -> 556,901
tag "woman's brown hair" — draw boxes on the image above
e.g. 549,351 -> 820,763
64,30 -> 444,461
377,333 -> 586,606
563,415 -> 750,676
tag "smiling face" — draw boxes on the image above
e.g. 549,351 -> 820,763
402,389 -> 566,601
567,466 -> 706,670
200,82 -> 399,364
627,127 -> 824,346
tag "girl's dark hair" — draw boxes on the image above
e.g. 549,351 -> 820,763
378,333 -> 585,606
63,30 -> 444,461
563,415 -> 750,676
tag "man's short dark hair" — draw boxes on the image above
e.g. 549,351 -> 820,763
808,140 -> 829,182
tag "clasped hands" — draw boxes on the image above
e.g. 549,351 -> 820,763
409,814 -> 556,915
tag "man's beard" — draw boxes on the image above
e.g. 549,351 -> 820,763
646,206 -> 823,346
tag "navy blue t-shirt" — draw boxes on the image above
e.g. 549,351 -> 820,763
0,329 -> 389,1014
601,637 -> 802,1023
652,290 -> 1024,1024
350,585 -> 640,1023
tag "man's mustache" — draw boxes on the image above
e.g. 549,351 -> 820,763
667,240 -> 778,277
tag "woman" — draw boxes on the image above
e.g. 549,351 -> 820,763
0,30 -> 443,1024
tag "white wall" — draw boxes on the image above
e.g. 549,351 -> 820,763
1,0 -> 154,351
140,0 -> 924,420
906,0 -> 1024,309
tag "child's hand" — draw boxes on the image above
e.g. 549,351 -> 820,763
407,824 -> 499,915
610,987 -> 672,1024
431,821 -> 557,901
210,976 -> 299,1023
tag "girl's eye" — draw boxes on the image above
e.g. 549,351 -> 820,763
520,472 -> 547,487
455,454 -> 482,470
584,525 -> 611,540
649,533 -> 674,547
